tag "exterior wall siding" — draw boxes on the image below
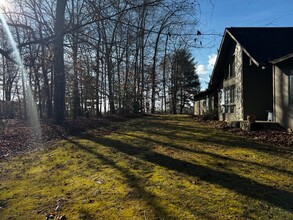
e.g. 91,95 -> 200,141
194,96 -> 214,116
194,100 -> 203,115
273,65 -> 293,129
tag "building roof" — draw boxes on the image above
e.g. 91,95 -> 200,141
227,27 -> 293,65
194,88 -> 215,101
210,27 -> 293,86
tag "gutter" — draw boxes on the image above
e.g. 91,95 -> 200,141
269,52 -> 293,64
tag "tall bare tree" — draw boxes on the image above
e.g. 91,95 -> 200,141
53,0 -> 67,124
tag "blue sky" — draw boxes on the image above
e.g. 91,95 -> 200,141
193,0 -> 293,90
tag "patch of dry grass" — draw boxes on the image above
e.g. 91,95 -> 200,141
0,115 -> 292,219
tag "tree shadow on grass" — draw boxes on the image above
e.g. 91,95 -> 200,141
127,118 -> 292,156
64,137 -> 178,219
80,134 -> 293,212
118,132 -> 293,176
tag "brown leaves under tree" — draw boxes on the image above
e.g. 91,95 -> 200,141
1,115 -> 292,159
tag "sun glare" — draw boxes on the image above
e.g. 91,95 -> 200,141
0,0 -> 7,7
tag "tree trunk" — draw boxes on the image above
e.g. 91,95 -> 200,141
123,33 -> 130,114
72,34 -> 81,118
162,34 -> 169,114
171,61 -> 178,114
53,0 -> 67,124
95,47 -> 101,117
107,57 -> 115,114
151,32 -> 161,113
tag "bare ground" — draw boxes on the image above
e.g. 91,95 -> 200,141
0,115 -> 125,158
0,115 -> 292,159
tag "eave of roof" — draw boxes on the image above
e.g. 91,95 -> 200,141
194,88 -> 215,101
226,29 -> 260,67
270,52 -> 293,64
227,27 -> 293,65
210,27 -> 293,87
209,30 -> 228,87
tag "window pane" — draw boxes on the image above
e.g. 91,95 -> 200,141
230,56 -> 235,77
223,86 -> 236,113
231,87 -> 235,103
231,105 -> 235,113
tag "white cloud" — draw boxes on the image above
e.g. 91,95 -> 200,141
196,64 -> 208,75
208,54 -> 217,69
196,53 -> 217,90
196,53 -> 217,76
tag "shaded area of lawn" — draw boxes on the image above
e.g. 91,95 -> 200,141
0,115 -> 292,219
81,134 -> 292,212
65,137 -> 174,219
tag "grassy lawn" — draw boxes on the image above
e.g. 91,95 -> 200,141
0,115 -> 292,219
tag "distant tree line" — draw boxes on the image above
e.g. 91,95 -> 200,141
0,0 -> 201,124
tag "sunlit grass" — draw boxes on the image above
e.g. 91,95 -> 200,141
0,115 -> 292,219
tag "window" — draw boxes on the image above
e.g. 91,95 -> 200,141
229,55 -> 236,78
290,74 -> 293,104
224,86 -> 236,113
224,55 -> 236,79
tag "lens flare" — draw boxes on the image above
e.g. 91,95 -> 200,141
0,10 -> 42,144
0,0 -> 7,7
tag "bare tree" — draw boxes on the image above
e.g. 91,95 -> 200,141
53,0 -> 67,124
0,0 -> 202,121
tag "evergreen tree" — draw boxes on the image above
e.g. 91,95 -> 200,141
171,49 -> 200,114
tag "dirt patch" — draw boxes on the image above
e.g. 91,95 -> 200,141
0,115 -> 139,158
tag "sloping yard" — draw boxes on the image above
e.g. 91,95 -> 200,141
0,115 -> 292,219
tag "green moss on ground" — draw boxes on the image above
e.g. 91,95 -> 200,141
0,115 -> 292,219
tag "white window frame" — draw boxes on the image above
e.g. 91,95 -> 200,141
224,85 -> 236,113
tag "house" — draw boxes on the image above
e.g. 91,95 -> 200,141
193,88 -> 215,115
194,27 -> 293,129
271,53 -> 293,128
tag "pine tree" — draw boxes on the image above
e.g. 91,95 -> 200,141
171,49 -> 200,114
